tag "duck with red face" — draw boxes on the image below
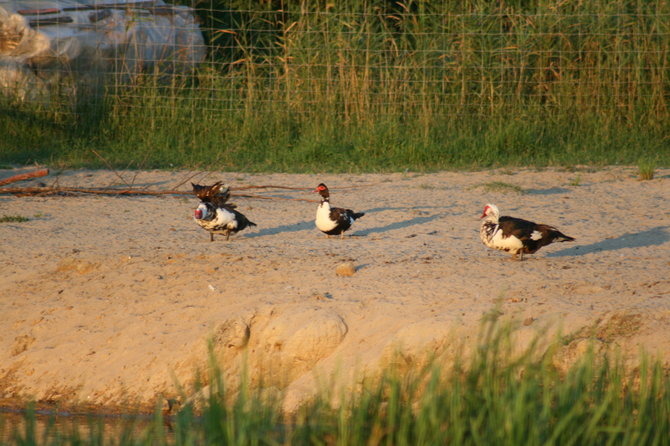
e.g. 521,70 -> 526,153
480,203 -> 574,260
313,183 -> 365,239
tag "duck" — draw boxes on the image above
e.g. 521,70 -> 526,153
313,183 -> 364,238
479,203 -> 574,260
192,181 -> 256,241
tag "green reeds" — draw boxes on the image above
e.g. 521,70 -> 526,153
0,215 -> 30,223
5,320 -> 670,445
638,158 -> 657,180
1,0 -> 669,170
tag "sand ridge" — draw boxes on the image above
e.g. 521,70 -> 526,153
0,167 -> 669,413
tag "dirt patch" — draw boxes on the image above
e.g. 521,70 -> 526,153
596,313 -> 643,341
0,167 -> 669,413
11,335 -> 36,356
55,258 -> 100,275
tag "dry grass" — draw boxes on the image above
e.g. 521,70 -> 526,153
0,215 -> 30,223
638,159 -> 656,180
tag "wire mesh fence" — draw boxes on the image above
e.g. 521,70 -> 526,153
2,0 -> 669,120
1,0 -> 669,169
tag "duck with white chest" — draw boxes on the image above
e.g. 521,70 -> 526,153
313,183 -> 365,239
479,203 -> 574,260
192,182 -> 256,241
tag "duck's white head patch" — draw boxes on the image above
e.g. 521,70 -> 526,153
194,203 -> 209,220
481,203 -> 500,219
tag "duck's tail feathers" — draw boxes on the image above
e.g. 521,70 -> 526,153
553,231 -> 575,242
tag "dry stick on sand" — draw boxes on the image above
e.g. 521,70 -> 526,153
0,169 -> 50,187
0,186 -> 321,202
90,149 -> 133,188
0,169 -> 376,203
170,171 -> 210,191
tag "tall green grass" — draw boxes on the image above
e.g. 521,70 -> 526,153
1,0 -> 669,170
4,321 -> 670,445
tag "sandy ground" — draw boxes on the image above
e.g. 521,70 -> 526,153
1,167 -> 669,414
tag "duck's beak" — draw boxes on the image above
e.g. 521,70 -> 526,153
194,209 -> 203,219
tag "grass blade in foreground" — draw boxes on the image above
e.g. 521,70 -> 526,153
5,322 -> 670,445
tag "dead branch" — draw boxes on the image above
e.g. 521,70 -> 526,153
235,194 -> 318,203
0,186 -> 320,202
234,185 -> 311,191
170,171 -> 209,191
0,169 -> 50,187
90,149 -> 132,188
0,186 -> 188,196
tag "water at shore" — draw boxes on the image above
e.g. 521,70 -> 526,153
0,408 -> 177,444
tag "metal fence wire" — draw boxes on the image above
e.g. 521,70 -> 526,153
1,0 -> 669,123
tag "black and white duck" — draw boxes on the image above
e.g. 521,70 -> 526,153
480,203 -> 574,260
313,183 -> 364,239
192,181 -> 256,241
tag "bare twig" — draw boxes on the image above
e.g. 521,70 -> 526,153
236,194 -> 318,203
235,185 -> 311,191
0,186 -> 187,196
0,169 -> 50,186
235,183 -> 378,191
90,149 -> 132,188
0,186 -> 320,202
170,171 -> 209,191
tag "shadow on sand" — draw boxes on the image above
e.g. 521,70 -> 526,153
363,205 -> 453,214
244,220 -> 313,238
525,187 -> 571,195
547,226 -> 669,257
246,206 -> 452,238
356,212 -> 448,236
